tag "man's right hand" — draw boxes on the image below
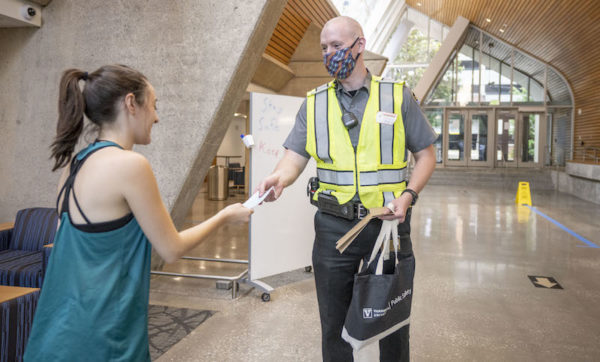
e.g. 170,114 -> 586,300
257,172 -> 285,202
256,149 -> 310,203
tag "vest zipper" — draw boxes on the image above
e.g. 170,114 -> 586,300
354,149 -> 359,200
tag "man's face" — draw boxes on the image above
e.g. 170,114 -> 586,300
320,23 -> 357,57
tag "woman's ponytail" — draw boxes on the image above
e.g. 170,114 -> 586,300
50,69 -> 87,171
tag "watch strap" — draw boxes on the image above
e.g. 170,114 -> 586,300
401,188 -> 418,206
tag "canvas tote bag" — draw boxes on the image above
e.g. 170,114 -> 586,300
341,219 -> 415,351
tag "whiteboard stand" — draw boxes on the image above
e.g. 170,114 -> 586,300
151,256 -> 253,300
245,92 -> 316,302
153,92 -> 313,302
152,257 -> 274,301
240,277 -> 274,302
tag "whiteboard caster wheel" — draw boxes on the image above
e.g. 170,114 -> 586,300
304,266 -> 312,273
261,293 -> 271,302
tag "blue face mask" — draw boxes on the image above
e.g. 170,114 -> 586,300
323,37 -> 361,80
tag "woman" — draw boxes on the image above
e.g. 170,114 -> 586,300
24,65 -> 253,361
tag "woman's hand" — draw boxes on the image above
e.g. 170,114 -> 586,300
219,203 -> 253,224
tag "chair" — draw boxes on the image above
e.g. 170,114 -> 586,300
228,163 -> 245,194
0,208 -> 58,288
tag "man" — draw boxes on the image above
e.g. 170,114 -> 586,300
258,16 -> 437,361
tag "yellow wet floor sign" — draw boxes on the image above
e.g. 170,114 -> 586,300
516,182 -> 532,206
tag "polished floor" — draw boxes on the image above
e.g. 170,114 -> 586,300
150,183 -> 600,361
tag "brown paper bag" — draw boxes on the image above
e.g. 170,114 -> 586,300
336,207 -> 391,253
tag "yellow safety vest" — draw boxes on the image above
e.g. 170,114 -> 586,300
306,75 -> 408,209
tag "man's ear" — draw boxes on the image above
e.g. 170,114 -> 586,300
358,37 -> 366,53
124,93 -> 136,114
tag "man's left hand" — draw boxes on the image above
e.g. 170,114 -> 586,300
378,192 -> 413,222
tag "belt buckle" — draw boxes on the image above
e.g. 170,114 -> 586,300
355,203 -> 366,219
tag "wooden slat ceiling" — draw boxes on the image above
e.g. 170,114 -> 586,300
405,0 -> 600,162
264,0 -> 338,65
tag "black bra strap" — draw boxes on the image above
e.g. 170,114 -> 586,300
56,181 -> 68,215
71,185 -> 92,224
56,142 -> 121,224
57,156 -> 79,215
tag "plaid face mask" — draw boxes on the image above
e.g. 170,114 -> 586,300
323,37 -> 361,80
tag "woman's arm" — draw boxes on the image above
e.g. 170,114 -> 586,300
119,152 -> 252,263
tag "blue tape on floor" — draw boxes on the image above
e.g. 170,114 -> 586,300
526,205 -> 599,248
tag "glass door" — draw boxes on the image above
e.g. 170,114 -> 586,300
518,113 -> 543,167
445,110 -> 467,166
496,112 -> 517,167
496,111 -> 544,167
468,110 -> 492,166
445,109 -> 492,167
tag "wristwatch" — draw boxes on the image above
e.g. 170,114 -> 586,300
401,188 -> 418,206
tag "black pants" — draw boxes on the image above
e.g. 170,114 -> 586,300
312,209 -> 414,362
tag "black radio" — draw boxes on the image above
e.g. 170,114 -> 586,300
307,177 -> 320,205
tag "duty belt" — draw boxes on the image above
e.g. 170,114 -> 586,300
311,192 -> 368,220
307,177 -> 368,220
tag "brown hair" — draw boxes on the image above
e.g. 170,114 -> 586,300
50,64 -> 148,171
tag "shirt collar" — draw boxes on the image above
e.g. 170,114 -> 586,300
335,70 -> 372,96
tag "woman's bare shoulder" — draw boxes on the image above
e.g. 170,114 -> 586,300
104,148 -> 154,181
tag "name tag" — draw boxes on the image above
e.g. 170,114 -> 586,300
376,111 -> 397,125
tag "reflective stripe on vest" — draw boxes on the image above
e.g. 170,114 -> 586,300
379,81 -> 394,165
305,76 -> 407,209
317,168 -> 407,187
314,85 -> 332,163
317,168 -> 354,186
359,169 -> 407,186
383,191 -> 396,205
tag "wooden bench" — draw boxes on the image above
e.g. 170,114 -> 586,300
0,285 -> 40,361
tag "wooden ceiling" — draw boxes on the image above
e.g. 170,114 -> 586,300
405,0 -> 600,162
265,0 -> 338,65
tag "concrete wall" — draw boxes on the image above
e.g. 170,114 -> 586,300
551,163 -> 600,205
0,0 -> 285,226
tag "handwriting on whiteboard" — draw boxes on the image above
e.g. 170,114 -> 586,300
256,140 -> 281,160
256,97 -> 283,132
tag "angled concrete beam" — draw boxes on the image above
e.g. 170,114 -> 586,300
168,0 -> 288,230
414,16 -> 469,102
251,54 -> 295,92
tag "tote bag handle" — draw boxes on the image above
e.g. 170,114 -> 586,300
362,219 -> 401,275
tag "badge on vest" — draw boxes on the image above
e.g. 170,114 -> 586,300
376,111 -> 397,125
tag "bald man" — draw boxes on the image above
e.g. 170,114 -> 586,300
258,16 -> 437,361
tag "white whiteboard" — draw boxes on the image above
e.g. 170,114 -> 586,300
249,92 -> 316,281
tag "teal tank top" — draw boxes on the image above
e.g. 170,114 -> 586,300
25,141 -> 152,362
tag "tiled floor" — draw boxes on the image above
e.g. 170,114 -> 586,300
150,184 -> 600,361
